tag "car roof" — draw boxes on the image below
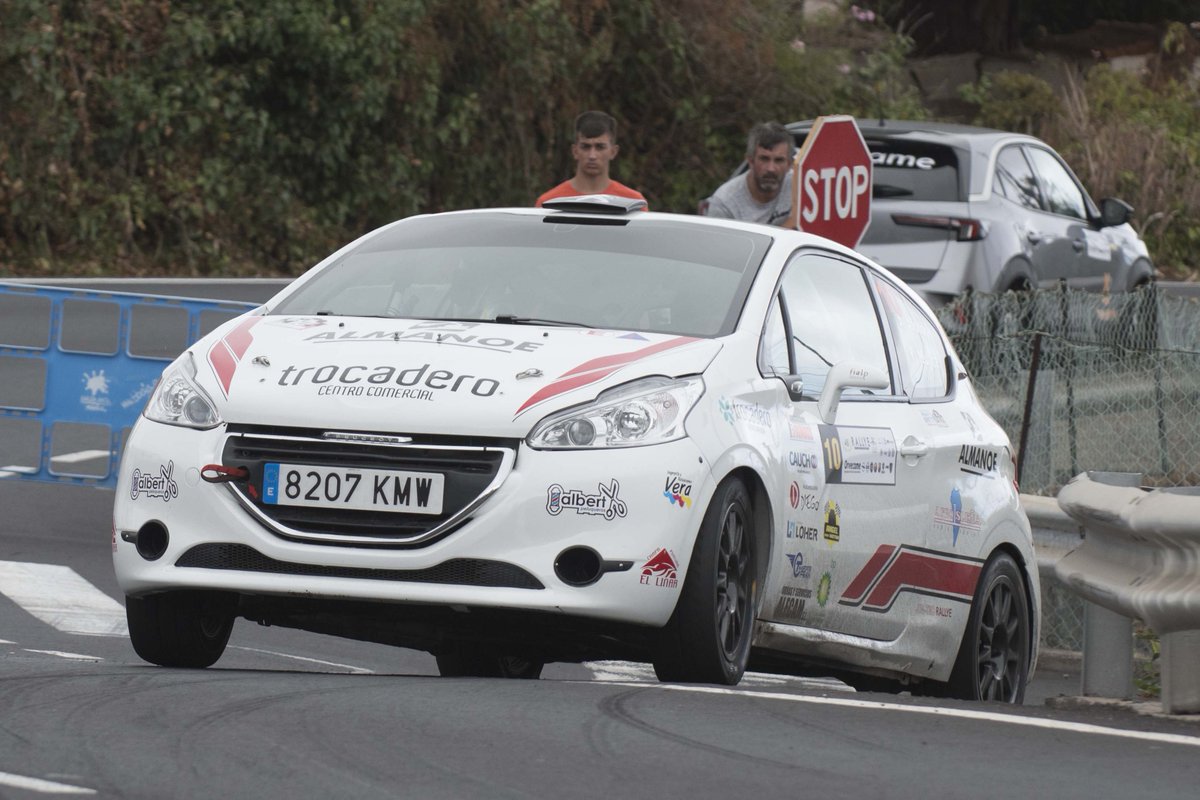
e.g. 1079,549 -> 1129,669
785,118 -> 1041,153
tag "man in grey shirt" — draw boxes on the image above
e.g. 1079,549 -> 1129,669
704,121 -> 794,226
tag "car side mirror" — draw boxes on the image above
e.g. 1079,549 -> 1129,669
1098,197 -> 1133,228
817,362 -> 890,424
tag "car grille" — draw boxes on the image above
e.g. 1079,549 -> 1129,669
219,426 -> 518,548
176,543 -> 544,589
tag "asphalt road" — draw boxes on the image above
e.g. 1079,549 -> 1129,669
2,480 -> 1200,799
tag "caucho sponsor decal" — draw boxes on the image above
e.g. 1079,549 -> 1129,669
277,362 -> 500,400
546,480 -> 628,521
130,461 -> 179,502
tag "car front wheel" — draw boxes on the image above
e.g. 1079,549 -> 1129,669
653,478 -> 757,685
125,590 -> 237,668
945,552 -> 1031,703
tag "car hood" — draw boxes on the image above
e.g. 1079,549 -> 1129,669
197,315 -> 722,437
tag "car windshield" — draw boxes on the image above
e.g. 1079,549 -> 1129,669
270,213 -> 771,337
867,140 -> 961,202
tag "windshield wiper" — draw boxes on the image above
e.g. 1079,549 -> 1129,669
494,314 -> 589,328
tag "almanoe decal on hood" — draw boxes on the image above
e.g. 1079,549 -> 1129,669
207,317 -> 262,397
514,335 -> 699,416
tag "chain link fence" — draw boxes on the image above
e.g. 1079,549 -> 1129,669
936,283 -> 1200,654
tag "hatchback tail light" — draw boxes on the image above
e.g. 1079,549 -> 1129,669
892,213 -> 987,241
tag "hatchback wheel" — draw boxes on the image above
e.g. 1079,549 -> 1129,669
653,478 -> 757,685
126,590 -> 237,668
946,552 -> 1030,703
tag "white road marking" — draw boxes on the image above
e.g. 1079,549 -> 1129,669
585,660 -> 853,692
24,649 -> 103,661
0,638 -> 14,644
0,465 -> 38,478
49,450 -> 111,464
601,682 -> 1200,750
0,770 -> 95,795
228,645 -> 374,674
0,561 -> 128,636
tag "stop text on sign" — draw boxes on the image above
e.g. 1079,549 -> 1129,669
801,165 -> 870,224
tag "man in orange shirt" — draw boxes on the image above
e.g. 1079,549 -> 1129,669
536,111 -> 647,207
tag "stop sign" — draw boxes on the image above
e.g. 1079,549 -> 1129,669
790,115 -> 872,249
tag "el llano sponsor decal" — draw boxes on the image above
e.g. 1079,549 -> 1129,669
130,461 -> 179,502
546,480 -> 628,521
640,548 -> 679,588
278,362 -> 500,400
663,472 -> 693,508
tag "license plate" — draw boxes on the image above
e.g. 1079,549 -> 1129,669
262,463 -> 444,514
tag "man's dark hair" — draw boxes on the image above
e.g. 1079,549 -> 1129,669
575,110 -> 619,141
745,121 -> 792,159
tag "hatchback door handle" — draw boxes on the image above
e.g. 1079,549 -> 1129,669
899,436 -> 929,459
1072,238 -> 1086,252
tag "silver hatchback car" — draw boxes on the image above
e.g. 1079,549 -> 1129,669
712,119 -> 1154,305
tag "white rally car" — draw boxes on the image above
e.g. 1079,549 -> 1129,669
113,195 -> 1039,701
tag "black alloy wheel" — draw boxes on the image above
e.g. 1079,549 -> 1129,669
946,552 -> 1031,703
653,478 -> 757,685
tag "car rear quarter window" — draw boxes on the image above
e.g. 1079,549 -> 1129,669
874,278 -> 949,399
994,146 -> 1043,210
867,140 -> 961,202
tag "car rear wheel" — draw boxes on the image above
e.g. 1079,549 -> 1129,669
435,645 -> 544,679
945,552 -> 1030,703
125,590 -> 237,668
653,478 -> 757,685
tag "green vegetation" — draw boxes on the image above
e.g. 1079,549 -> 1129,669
0,1 -> 1196,277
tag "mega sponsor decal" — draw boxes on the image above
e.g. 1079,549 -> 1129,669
516,336 -> 698,415
208,317 -> 261,397
773,585 -> 809,622
786,552 -> 813,580
640,548 -> 679,588
823,500 -> 841,546
818,425 -> 897,485
663,472 -> 693,508
718,397 -> 773,429
277,362 -> 500,399
546,480 -> 628,521
934,486 -> 983,545
788,482 -> 820,512
839,544 -> 983,613
787,521 -> 819,541
957,444 -> 999,478
130,461 -> 179,503
304,321 -> 544,355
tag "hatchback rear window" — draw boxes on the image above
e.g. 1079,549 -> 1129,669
865,140 -> 960,202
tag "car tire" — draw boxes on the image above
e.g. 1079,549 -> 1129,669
652,478 -> 757,685
944,551 -> 1030,703
435,646 -> 544,679
125,590 -> 237,668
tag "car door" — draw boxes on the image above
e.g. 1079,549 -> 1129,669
1023,146 -> 1116,291
993,144 -> 1079,286
758,250 -> 942,642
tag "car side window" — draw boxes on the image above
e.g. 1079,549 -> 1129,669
778,253 -> 891,397
994,146 -> 1042,210
1025,147 -> 1088,220
758,294 -> 789,376
874,278 -> 949,399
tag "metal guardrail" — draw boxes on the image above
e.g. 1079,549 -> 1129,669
1052,471 -> 1200,714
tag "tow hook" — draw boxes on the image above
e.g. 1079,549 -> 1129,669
200,464 -> 258,499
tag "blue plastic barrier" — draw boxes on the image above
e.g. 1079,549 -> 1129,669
0,282 -> 256,488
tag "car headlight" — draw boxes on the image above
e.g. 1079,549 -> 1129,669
143,352 -> 222,429
527,376 -> 704,449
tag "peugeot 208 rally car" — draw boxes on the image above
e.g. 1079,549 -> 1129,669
114,195 -> 1039,700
